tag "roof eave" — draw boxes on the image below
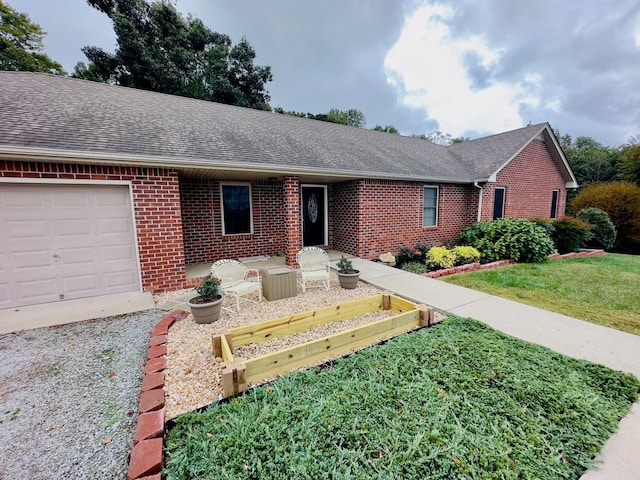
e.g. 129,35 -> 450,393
0,146 -> 473,185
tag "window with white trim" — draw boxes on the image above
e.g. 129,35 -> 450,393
221,183 -> 253,235
423,186 -> 439,227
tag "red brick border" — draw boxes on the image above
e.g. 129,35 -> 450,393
422,250 -> 606,278
127,310 -> 188,480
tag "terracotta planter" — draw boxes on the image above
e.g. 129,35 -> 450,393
187,295 -> 223,324
337,270 -> 360,289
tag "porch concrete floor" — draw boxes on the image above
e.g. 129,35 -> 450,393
185,250 -> 351,279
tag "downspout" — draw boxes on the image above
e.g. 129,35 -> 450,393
474,181 -> 483,222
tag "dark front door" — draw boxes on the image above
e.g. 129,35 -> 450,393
302,186 -> 326,246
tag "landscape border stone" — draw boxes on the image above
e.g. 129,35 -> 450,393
422,250 -> 605,278
127,309 -> 188,480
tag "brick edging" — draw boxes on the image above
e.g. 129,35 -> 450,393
422,250 -> 606,278
126,310 -> 189,480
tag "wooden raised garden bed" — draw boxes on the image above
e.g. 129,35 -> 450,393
211,293 -> 437,398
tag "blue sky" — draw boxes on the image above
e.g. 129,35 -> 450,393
9,0 -> 640,146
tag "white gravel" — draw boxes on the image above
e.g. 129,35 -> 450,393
0,309 -> 164,480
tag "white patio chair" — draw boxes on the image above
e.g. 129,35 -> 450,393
211,259 -> 262,313
296,247 -> 330,293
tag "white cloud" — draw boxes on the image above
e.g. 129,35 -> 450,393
384,2 -> 544,136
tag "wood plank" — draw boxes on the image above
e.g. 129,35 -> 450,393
244,310 -> 420,383
230,295 -> 386,346
221,334 -> 234,363
389,295 -> 416,313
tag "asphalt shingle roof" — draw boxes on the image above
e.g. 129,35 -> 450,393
0,72 -> 557,183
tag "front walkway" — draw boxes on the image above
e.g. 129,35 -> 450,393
346,257 -> 640,480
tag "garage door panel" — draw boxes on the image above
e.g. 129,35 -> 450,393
54,219 -> 95,237
104,271 -> 139,289
52,190 -> 92,207
1,183 -> 140,309
62,275 -> 100,298
102,245 -> 136,262
4,219 -> 50,240
15,278 -> 59,303
57,247 -> 96,264
11,250 -> 53,269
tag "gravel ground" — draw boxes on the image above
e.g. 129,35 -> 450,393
162,273 -> 439,419
0,309 -> 164,480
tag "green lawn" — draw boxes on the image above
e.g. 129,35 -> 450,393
441,254 -> 640,336
164,317 -> 640,479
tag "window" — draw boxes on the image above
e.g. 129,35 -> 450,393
493,187 -> 505,220
423,186 -> 439,227
221,183 -> 252,235
550,190 -> 559,219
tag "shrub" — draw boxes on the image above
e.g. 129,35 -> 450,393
414,243 -> 430,261
425,246 -> 456,270
451,246 -> 480,266
459,218 -> 555,263
576,208 -> 617,250
550,217 -> 593,253
529,217 -> 556,238
396,246 -> 419,267
572,181 -> 640,252
401,262 -> 428,274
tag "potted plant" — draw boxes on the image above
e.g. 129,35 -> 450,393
187,275 -> 224,324
336,256 -> 360,289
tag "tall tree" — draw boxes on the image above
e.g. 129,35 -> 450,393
75,0 -> 272,110
557,133 -> 620,186
0,1 -> 65,74
620,144 -> 640,186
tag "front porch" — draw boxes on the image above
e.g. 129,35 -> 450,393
185,250 -> 351,280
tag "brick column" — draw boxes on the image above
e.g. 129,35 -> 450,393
284,176 -> 301,266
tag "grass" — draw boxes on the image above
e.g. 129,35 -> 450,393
164,317 -> 640,479
441,254 -> 640,335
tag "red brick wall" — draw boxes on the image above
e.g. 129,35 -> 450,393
480,140 -> 567,220
0,160 -> 185,293
332,179 -> 477,259
180,178 -> 287,265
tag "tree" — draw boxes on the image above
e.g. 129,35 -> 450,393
273,107 -> 367,127
556,132 -> 620,186
571,181 -> 640,253
411,130 -> 468,145
325,108 -> 366,128
620,144 -> 640,186
76,0 -> 272,110
372,125 -> 399,134
0,1 -> 65,74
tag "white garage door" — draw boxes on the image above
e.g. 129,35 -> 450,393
0,183 -> 140,309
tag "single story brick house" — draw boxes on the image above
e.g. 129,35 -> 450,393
0,72 -> 577,310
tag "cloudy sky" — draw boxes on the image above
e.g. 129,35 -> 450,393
9,0 -> 640,146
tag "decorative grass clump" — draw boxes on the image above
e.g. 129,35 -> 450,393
164,317 -> 639,480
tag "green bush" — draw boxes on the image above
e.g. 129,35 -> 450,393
572,181 -> 640,252
425,246 -> 456,270
401,262 -> 428,274
576,208 -> 617,250
459,218 -> 555,263
529,217 -> 556,238
396,246 -> 419,267
550,217 -> 593,254
451,245 -> 480,265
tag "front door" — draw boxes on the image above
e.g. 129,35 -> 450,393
302,186 -> 326,246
